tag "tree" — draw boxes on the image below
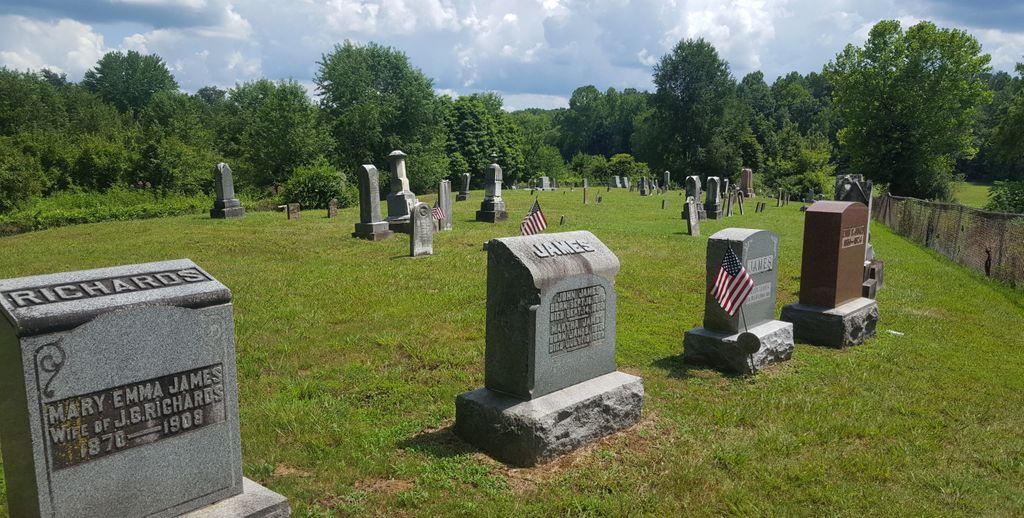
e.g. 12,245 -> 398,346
316,41 -> 448,193
81,51 -> 179,114
443,93 -> 524,184
826,20 -> 992,199
647,39 -> 747,180
607,153 -> 651,182
557,86 -> 648,159
989,64 -> 1024,179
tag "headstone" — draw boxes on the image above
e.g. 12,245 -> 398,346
612,176 -> 621,188
685,176 -> 702,203
682,229 -> 794,374
639,177 -> 650,196
661,199 -> 667,210
327,198 -> 338,219
597,195 -> 603,203
385,150 -> 419,234
475,162 -> 508,223
209,163 -> 245,219
740,167 -> 754,197
737,191 -> 745,215
287,203 -> 300,220
583,178 -> 589,189
685,197 -> 700,237
352,164 -> 394,241
0,260 -> 290,517
438,179 -> 453,231
663,171 -> 671,190
410,202 -> 433,257
725,192 -> 734,217
704,177 -> 723,219
624,178 -> 631,190
834,174 -> 884,296
777,190 -> 783,207
781,201 -> 879,347
538,176 -> 553,191
723,179 -> 730,197
456,172 -> 470,201
454,231 -> 643,467
559,215 -> 566,226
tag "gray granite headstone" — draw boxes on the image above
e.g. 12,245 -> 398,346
286,203 -> 300,220
663,171 -> 671,190
475,163 -> 508,223
0,260 -> 289,517
327,198 -> 338,219
438,179 -> 453,231
455,231 -> 643,466
410,202 -> 433,257
704,177 -> 722,219
685,176 -> 702,201
210,163 -> 245,219
682,228 -> 794,374
456,172 -> 471,201
740,167 -> 754,197
538,176 -> 552,191
353,164 -> 394,241
386,150 -> 419,233
686,197 -> 701,236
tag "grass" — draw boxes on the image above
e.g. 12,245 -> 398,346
1,188 -> 1023,516
953,181 -> 992,208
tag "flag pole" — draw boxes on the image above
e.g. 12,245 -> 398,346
740,305 -> 749,333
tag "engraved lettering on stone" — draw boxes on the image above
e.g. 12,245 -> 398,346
531,240 -> 597,258
3,268 -> 212,308
746,255 -> 775,275
548,285 -> 606,354
40,364 -> 227,470
841,225 -> 866,249
34,343 -> 66,399
745,282 -> 773,305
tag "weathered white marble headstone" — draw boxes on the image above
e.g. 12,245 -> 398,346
210,163 -> 245,219
386,150 -> 419,234
663,171 -> 671,190
740,167 -> 754,197
475,162 -> 508,223
410,202 -> 433,257
455,231 -> 643,466
438,179 -> 453,231
0,260 -> 289,517
682,229 -> 794,374
353,164 -> 394,241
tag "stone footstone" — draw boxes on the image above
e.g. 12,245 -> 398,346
781,297 -> 878,348
683,320 -> 794,375
182,478 -> 290,517
454,371 -> 643,467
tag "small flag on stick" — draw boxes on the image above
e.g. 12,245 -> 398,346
431,203 -> 445,221
520,199 -> 547,235
711,247 -> 754,316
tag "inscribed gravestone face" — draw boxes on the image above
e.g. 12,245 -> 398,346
210,163 -> 245,219
781,201 -> 878,347
475,162 -> 508,222
455,231 -> 643,466
683,228 -> 794,374
686,197 -> 701,236
457,172 -> 471,201
410,202 -> 433,257
0,260 -> 289,517
353,164 -> 394,241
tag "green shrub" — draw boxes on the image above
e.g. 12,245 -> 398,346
986,181 -> 1024,214
281,158 -> 352,209
0,140 -> 47,212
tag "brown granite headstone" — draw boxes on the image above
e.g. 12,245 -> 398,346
799,201 -> 868,308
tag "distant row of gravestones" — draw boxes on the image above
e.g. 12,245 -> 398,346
0,156 -> 882,516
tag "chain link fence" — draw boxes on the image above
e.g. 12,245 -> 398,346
874,193 -> 1024,288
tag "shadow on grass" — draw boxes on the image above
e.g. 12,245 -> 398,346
398,424 -> 477,459
651,354 -> 744,380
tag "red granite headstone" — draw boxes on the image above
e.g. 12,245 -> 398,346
799,201 -> 868,308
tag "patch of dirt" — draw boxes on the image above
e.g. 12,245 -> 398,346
354,478 -> 415,493
273,464 -> 312,477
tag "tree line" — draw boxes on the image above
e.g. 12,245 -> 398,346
1,19 -> 1022,214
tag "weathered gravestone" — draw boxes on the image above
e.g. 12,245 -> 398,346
737,189 -> 745,215
639,177 -> 649,196
386,150 -> 419,234
705,177 -> 723,219
612,176 -> 621,188
597,195 -> 603,203
740,167 -> 754,197
286,203 -> 300,220
683,229 -> 794,374
456,172 -> 471,201
834,174 -> 884,297
327,198 -> 338,219
475,162 -> 508,223
0,260 -> 290,517
454,231 -> 643,466
725,192 -> 734,217
781,201 -> 879,347
352,164 -> 394,241
661,199 -> 667,210
685,197 -> 701,237
210,163 -> 245,219
663,170 -> 671,190
723,179 -> 730,197
438,179 -> 453,231
538,176 -> 553,191
410,202 -> 433,257
682,176 -> 703,221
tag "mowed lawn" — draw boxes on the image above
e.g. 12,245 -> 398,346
954,181 -> 992,208
1,188 -> 1023,516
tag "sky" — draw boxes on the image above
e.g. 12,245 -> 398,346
0,0 -> 1022,110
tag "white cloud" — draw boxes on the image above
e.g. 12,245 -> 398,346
0,16 -> 107,76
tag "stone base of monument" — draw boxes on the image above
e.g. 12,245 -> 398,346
211,206 -> 246,219
454,371 -> 644,467
682,320 -> 794,375
705,207 -> 723,220
387,219 -> 412,235
456,193 -> 469,201
352,221 -> 394,241
863,260 -> 884,298
182,478 -> 290,518
780,297 -> 878,348
475,210 -> 508,222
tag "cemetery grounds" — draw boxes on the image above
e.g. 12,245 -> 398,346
0,188 -> 1022,516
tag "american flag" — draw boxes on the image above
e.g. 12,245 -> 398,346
711,247 -> 754,316
431,203 -> 445,221
520,199 -> 547,235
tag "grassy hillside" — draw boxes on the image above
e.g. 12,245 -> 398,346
954,181 -> 992,208
1,188 -> 1022,516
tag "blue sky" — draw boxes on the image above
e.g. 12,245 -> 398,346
1,0 -> 1022,110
